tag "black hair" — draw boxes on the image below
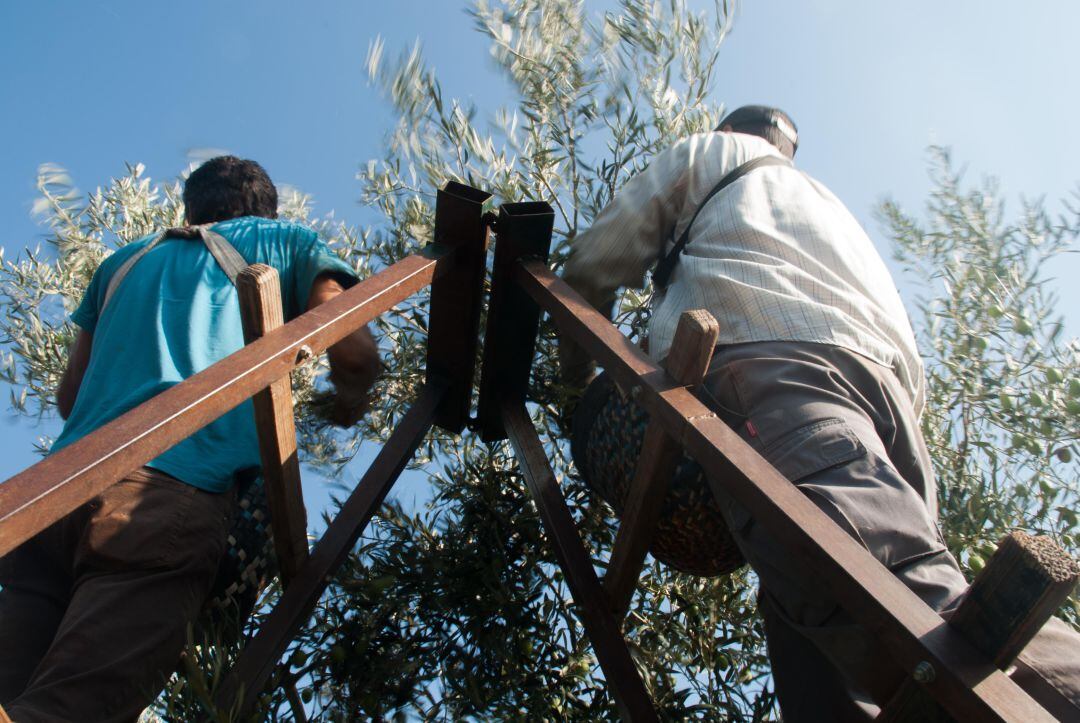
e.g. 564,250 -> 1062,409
183,156 -> 278,225
718,105 -> 798,159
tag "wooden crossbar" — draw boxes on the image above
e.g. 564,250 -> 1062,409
238,263 -> 309,585
880,532 -> 1079,721
604,309 -> 719,617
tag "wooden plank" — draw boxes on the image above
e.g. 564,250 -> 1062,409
215,383 -> 444,715
605,309 -> 719,617
515,259 -> 1055,723
475,201 -> 555,441
878,532 -> 1080,722
237,264 -> 308,585
501,401 -> 658,722
949,533 -> 1079,667
425,182 -> 493,433
0,248 -> 448,558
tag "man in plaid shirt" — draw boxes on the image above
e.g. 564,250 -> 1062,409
561,106 -> 1079,719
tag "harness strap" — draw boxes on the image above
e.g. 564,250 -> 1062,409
102,225 -> 248,310
653,154 -> 792,291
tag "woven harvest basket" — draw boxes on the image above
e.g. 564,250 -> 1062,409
205,473 -> 276,618
570,372 -> 745,577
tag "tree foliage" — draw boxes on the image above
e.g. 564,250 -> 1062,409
880,149 -> 1079,626
1,1 -> 1076,721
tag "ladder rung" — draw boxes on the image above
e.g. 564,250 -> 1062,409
878,532 -> 1080,722
605,309 -> 719,617
238,264 -> 309,585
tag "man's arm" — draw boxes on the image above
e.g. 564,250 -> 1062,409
57,329 -> 93,420
559,136 -> 701,392
308,273 -> 381,427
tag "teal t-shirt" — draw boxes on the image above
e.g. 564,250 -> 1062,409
51,216 -> 358,493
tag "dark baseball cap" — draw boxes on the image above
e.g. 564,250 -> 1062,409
717,105 -> 798,151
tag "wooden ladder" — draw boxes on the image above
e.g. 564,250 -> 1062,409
474,198 -> 1079,721
0,182 -> 1076,721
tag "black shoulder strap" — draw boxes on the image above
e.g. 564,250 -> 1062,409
653,154 -> 792,290
102,225 -> 248,311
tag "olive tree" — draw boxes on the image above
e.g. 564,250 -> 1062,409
2,1 -> 1076,720
880,149 -> 1079,625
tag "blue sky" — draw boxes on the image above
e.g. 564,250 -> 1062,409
1,1 -> 1078,520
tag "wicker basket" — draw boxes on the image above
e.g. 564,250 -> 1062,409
205,472 -> 276,618
570,372 -> 745,577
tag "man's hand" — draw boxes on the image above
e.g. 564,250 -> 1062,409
558,334 -> 598,396
325,337 -> 381,427
308,274 -> 382,428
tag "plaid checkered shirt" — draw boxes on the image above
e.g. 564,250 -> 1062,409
563,131 -> 926,415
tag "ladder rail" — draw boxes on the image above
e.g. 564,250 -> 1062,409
502,399 -> 658,722
215,381 -> 446,713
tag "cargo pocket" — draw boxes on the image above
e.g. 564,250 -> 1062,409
737,418 -> 875,628
82,476 -> 198,571
763,418 -> 867,483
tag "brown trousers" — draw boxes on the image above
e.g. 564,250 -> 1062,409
700,341 -> 1080,721
0,467 -> 233,723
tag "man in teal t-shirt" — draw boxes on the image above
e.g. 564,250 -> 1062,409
52,212 -> 359,492
0,157 -> 381,721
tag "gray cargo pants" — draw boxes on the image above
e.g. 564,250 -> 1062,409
699,341 -> 1080,721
